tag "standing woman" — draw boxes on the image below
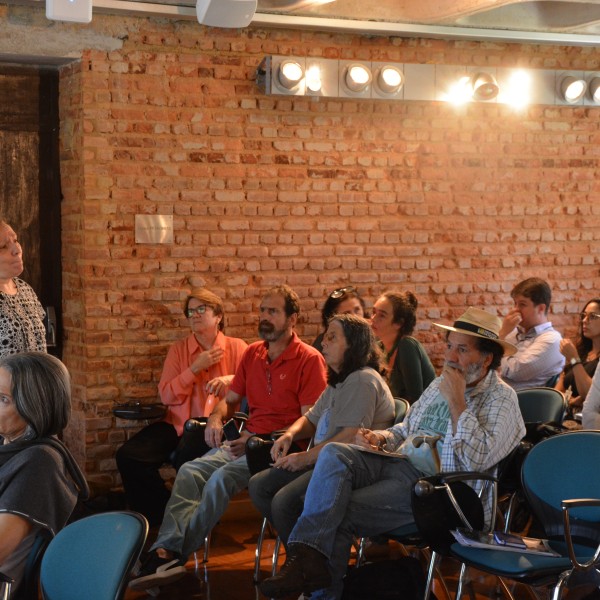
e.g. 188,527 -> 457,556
370,291 -> 435,403
312,287 -> 366,353
0,220 -> 46,357
556,298 -> 600,414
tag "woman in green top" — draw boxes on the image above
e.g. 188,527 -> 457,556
370,291 -> 435,403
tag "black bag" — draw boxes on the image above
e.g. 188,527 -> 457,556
341,556 -> 435,600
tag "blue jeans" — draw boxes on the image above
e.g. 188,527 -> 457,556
248,466 -> 313,546
151,448 -> 251,560
287,443 -> 423,600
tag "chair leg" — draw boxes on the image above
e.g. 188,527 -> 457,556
551,570 -> 571,600
424,550 -> 442,600
203,531 -> 211,563
355,537 -> 366,567
254,517 -> 269,582
272,537 -> 282,576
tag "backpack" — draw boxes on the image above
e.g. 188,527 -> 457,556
341,556 -> 435,600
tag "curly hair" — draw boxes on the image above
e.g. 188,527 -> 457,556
379,291 -> 419,338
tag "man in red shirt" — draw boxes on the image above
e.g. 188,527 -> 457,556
130,285 -> 327,592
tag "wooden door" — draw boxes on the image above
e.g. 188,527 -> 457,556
0,64 -> 62,356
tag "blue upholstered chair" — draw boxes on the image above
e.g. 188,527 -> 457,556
451,431 -> 600,600
39,511 -> 147,600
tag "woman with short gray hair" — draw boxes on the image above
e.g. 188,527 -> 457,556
0,352 -> 88,595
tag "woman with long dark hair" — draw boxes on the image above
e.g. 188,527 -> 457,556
249,314 -> 394,547
556,298 -> 600,413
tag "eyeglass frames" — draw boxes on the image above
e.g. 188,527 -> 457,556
185,305 -> 212,318
330,286 -> 356,299
579,312 -> 600,322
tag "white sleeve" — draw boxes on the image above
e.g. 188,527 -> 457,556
582,361 -> 600,429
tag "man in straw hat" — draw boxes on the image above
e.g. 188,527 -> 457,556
260,307 -> 526,600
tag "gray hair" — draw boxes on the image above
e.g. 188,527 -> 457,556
0,352 -> 71,439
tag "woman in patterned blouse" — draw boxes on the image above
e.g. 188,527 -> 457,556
0,221 -> 46,357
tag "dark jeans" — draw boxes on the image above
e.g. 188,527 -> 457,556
248,466 -> 312,547
116,420 -> 210,526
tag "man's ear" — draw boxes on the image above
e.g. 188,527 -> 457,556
288,312 -> 298,327
536,303 -> 547,316
482,350 -> 493,371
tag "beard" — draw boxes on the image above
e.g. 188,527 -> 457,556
445,360 -> 486,385
258,320 -> 285,342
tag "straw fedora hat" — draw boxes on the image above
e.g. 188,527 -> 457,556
433,307 -> 517,356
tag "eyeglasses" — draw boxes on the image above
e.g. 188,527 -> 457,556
579,312 -> 600,322
330,286 -> 356,299
186,305 -> 211,318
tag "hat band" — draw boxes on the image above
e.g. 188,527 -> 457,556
453,319 -> 499,341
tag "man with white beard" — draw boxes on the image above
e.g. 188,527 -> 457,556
259,307 -> 526,600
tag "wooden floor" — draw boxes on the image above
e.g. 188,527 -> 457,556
122,493 -> 599,600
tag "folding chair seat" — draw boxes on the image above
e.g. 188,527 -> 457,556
450,430 -> 600,600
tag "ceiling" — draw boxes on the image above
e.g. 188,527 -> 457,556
7,0 -> 600,45
256,0 -> 600,36
87,0 -> 600,45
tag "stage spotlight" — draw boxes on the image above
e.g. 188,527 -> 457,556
561,76 -> 587,104
344,63 -> 372,93
472,72 -> 499,101
277,59 -> 305,90
374,65 -> 404,95
588,77 -> 600,103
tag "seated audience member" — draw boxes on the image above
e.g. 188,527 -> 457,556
259,307 -> 525,600
582,362 -> 600,429
312,287 -> 366,353
0,352 -> 89,594
129,285 -> 327,592
556,298 -> 600,414
116,288 -> 247,526
499,277 -> 564,390
370,291 -> 435,403
249,314 -> 394,547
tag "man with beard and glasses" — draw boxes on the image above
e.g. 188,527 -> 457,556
129,285 -> 327,593
259,307 -> 526,600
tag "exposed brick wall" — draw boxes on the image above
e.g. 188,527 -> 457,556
51,14 -> 600,491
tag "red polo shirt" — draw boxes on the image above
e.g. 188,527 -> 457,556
229,332 -> 327,435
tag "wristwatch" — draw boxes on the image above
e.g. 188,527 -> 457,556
570,357 -> 582,367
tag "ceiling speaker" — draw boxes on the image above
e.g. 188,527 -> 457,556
196,0 -> 257,28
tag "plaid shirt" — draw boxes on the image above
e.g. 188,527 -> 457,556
379,369 -> 525,524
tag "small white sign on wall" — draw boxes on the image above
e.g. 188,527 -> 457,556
135,215 -> 174,244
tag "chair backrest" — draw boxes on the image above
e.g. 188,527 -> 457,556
516,387 -> 566,425
393,398 -> 410,425
39,511 -> 148,600
522,431 -> 600,541
14,528 -> 53,600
